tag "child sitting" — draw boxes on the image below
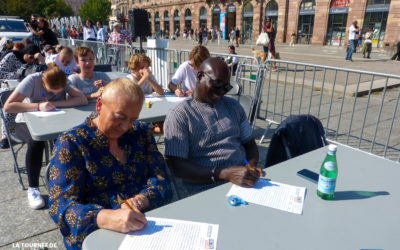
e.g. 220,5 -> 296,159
127,54 -> 164,96
48,47 -> 78,75
128,54 -> 164,133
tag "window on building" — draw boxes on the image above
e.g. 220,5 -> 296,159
242,3 -> 254,42
265,0 -> 278,28
199,7 -> 207,29
300,0 -> 316,10
185,9 -> 192,30
367,0 -> 391,4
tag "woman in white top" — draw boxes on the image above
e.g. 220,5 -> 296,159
83,20 -> 97,41
168,45 -> 210,97
127,54 -> 164,95
96,21 -> 107,42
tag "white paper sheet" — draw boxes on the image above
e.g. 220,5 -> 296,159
226,179 -> 306,215
144,95 -> 163,103
164,96 -> 187,103
26,109 -> 66,118
118,217 -> 219,250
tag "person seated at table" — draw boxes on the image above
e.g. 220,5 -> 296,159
48,78 -> 172,249
127,54 -> 164,95
168,45 -> 210,97
68,46 -> 111,100
47,46 -> 79,75
164,57 -> 263,198
0,44 -> 45,149
4,65 -> 88,209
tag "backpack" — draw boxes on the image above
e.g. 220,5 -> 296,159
16,63 -> 47,81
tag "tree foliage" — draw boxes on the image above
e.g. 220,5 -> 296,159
78,0 -> 112,23
0,0 -> 73,21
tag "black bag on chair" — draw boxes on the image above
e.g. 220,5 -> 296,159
265,114 -> 327,167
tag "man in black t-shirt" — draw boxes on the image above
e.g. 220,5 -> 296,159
235,27 -> 240,47
29,17 -> 58,47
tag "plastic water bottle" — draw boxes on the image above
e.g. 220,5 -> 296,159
317,144 -> 338,200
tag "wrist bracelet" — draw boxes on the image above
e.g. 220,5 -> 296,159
37,103 -> 40,111
211,166 -> 218,183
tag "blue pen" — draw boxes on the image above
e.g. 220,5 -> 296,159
101,80 -> 103,87
41,93 -> 49,102
244,158 -> 263,176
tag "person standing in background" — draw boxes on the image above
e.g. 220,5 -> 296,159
83,20 -> 97,41
289,32 -> 296,46
235,27 -> 240,47
391,34 -> 400,61
96,21 -> 107,42
61,23 -> 67,39
362,28 -> 372,59
345,20 -> 359,62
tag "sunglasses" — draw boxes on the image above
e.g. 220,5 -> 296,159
201,71 -> 233,93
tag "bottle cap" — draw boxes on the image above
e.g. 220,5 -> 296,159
328,144 -> 337,152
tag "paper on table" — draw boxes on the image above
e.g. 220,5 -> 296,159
144,94 -> 163,103
165,96 -> 187,103
226,179 -> 306,215
118,217 -> 219,250
164,93 -> 187,103
27,109 -> 66,118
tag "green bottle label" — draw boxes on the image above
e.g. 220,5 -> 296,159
324,161 -> 336,171
317,175 -> 336,194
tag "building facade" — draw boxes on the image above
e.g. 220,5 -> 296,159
64,0 -> 86,14
110,0 -> 400,47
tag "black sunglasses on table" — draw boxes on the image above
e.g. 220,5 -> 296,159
200,71 -> 233,93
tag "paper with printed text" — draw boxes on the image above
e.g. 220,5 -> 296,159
118,217 -> 219,250
226,179 -> 306,214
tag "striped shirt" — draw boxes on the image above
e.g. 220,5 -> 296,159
164,95 -> 253,167
164,96 -> 254,197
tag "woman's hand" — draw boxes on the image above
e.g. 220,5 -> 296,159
38,102 -> 56,111
96,207 -> 147,233
123,194 -> 150,211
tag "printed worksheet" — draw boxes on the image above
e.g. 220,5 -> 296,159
226,179 -> 306,215
27,109 -> 66,118
118,217 -> 219,250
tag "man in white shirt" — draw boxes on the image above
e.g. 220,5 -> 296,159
346,20 -> 359,61
226,45 -> 239,76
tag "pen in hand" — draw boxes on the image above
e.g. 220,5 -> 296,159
124,199 -> 135,210
41,93 -> 49,102
244,159 -> 264,177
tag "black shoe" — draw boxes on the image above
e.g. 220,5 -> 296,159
0,138 -> 9,149
367,57 -> 371,59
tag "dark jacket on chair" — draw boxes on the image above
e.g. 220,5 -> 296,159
265,114 -> 327,167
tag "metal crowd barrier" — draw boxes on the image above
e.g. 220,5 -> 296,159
58,38 -> 132,72
256,59 -> 400,162
131,46 -> 180,89
179,50 -> 259,95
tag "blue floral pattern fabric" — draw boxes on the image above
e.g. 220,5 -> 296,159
48,114 -> 172,249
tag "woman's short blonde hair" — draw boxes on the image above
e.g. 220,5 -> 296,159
42,66 -> 67,89
102,78 -> 144,104
128,54 -> 152,70
189,45 -> 210,69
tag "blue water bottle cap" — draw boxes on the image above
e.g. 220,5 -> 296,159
228,195 -> 248,206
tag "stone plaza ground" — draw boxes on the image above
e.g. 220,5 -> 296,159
0,39 -> 399,249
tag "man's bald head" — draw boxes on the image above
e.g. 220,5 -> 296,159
199,57 -> 230,77
102,78 -> 144,105
195,57 -> 232,105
